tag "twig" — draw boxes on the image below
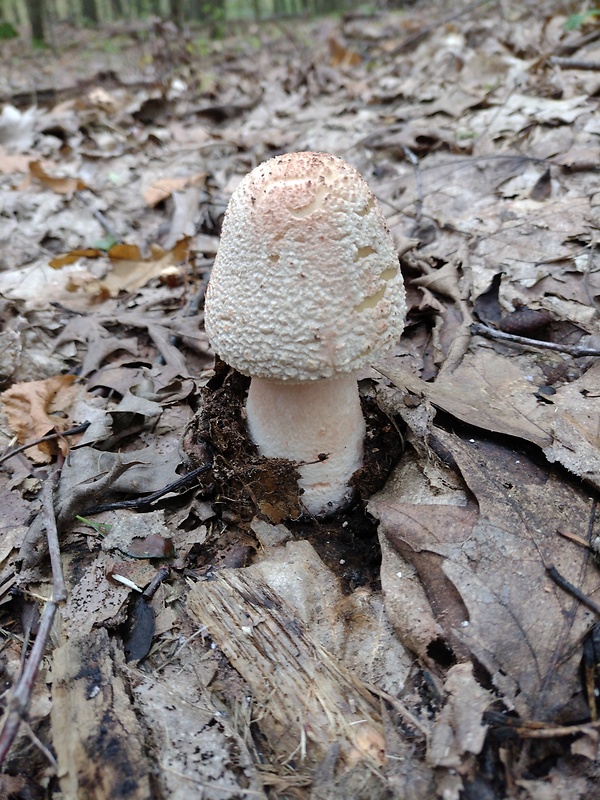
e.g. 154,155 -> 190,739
365,683 -> 429,738
550,56 -> 600,71
0,462 -> 66,765
546,565 -> 600,617
554,28 -> 600,57
142,566 -> 170,600
76,191 -> 120,242
472,322 -> 600,357
19,456 -> 140,576
511,720 -> 600,739
79,462 -> 212,516
0,421 -> 90,467
0,602 -> 57,764
402,146 -> 423,225
42,466 -> 66,603
24,719 -> 58,771
486,709 -> 600,739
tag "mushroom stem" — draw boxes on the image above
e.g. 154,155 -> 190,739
246,375 -> 366,516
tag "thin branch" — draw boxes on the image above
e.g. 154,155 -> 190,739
472,322 -> 600,358
79,462 -> 212,516
0,421 -> 90,467
42,466 -> 66,603
365,683 -> 429,738
546,565 -> 600,617
0,601 -> 58,764
486,709 -> 600,739
0,462 -> 66,764
550,56 -> 600,71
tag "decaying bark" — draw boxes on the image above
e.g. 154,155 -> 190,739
188,568 -> 386,775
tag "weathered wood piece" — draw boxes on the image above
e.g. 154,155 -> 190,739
132,672 -> 267,799
51,628 -> 151,800
188,568 -> 386,772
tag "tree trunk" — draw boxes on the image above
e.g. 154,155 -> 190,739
25,0 -> 45,44
170,0 -> 184,28
110,0 -> 123,18
82,0 -> 98,24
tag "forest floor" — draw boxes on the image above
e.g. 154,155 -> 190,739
0,1 -> 600,798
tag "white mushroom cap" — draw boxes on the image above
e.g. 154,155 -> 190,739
205,151 -> 406,382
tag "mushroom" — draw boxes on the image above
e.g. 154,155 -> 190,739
204,151 -> 406,516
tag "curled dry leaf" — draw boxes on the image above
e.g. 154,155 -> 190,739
103,238 -> 191,297
143,172 -> 206,207
427,662 -> 490,769
370,430 -> 600,722
49,238 -> 190,299
380,350 -> 600,489
0,374 -> 78,462
29,159 -> 87,196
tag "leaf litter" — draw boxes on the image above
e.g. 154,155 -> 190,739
1,1 -> 600,797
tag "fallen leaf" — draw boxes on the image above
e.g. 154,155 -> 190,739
29,159 -> 87,195
1,374 -> 78,462
371,430 -> 600,722
125,534 -> 175,559
380,349 -> 600,489
122,595 -> 155,662
143,172 -> 206,207
427,663 -> 490,768
0,105 -> 38,150
49,248 -> 103,269
102,238 -> 190,296
62,557 -> 130,637
328,36 -> 362,67
380,354 -> 552,448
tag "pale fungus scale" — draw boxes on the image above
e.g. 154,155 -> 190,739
204,151 -> 406,516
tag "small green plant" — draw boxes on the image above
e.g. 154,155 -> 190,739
565,8 -> 600,30
0,21 -> 18,40
190,36 -> 211,56
102,38 -> 120,54
76,515 -> 111,537
93,235 -> 119,251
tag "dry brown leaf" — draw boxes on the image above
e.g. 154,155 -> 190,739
143,172 -> 206,207
1,374 -> 78,462
102,238 -> 190,296
328,36 -> 362,67
543,361 -> 600,488
380,354 -> 552,448
29,159 -> 87,195
370,430 -> 600,722
49,247 -> 103,269
380,350 -> 600,489
427,663 -> 490,768
0,150 -> 36,174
